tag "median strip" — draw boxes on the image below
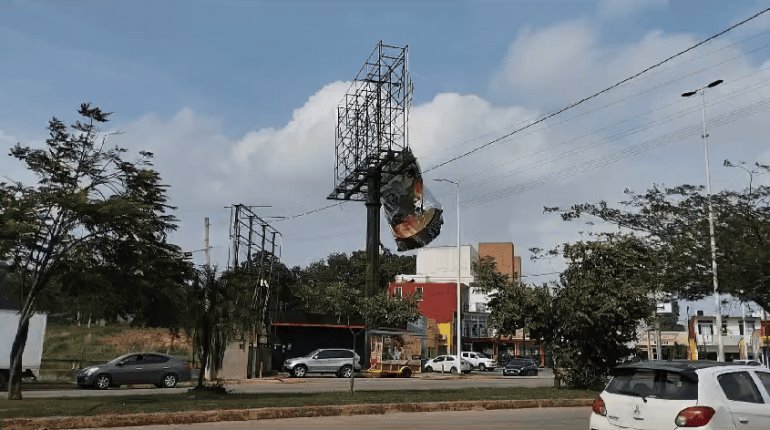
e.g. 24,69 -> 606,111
1,398 -> 593,430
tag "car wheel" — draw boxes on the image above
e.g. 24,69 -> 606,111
292,365 -> 308,378
400,367 -> 412,378
94,374 -> 111,390
161,373 -> 178,388
450,366 -> 458,374
424,366 -> 433,373
478,363 -> 486,372
338,365 -> 353,378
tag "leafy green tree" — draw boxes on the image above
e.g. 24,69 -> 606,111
0,104 -> 188,399
473,256 -> 551,342
479,236 -> 657,389
187,267 -> 244,388
298,250 -> 415,294
547,161 -> 770,311
545,236 -> 658,389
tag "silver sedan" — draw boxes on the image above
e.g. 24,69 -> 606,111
76,352 -> 192,389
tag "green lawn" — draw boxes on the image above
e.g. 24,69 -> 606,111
0,387 -> 597,419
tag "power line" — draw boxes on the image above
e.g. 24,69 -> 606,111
279,6 -> 770,222
463,95 -> 770,207
419,27 -> 770,165
423,6 -> 770,173
460,70 -> 770,193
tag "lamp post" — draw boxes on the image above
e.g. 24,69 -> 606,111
434,178 -> 462,372
682,78 -> 724,361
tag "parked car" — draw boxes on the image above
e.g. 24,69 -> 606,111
590,360 -> 770,429
732,359 -> 763,366
502,358 -> 539,376
423,355 -> 471,374
77,352 -> 192,390
461,351 -> 496,371
283,348 -> 361,378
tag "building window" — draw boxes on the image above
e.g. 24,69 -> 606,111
697,322 -> 713,336
415,287 -> 423,301
739,321 -> 755,336
394,286 -> 402,299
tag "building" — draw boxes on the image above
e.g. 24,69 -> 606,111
688,313 -> 764,361
635,330 -> 689,360
387,281 -> 469,357
391,242 -> 546,365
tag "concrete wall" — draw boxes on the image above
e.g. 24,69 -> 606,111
413,245 -> 477,284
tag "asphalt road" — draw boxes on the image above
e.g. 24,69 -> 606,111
78,407 -> 591,430
26,370 -> 554,398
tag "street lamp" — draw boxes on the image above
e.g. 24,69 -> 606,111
434,178 -> 462,372
682,78 -> 724,361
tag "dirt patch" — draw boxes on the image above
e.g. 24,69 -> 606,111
97,329 -> 192,355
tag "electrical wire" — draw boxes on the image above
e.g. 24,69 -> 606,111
278,6 -> 770,222
419,28 -> 770,165
422,6 -> 770,173
460,70 -> 770,193
463,96 -> 770,207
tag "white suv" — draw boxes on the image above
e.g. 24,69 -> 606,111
461,351 -> 496,371
590,360 -> 770,429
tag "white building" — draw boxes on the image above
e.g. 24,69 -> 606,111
395,244 -> 492,311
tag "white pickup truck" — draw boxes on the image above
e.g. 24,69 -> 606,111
461,351 -> 496,371
0,310 -> 47,389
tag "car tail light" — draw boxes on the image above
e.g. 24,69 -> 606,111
592,396 -> 607,416
674,407 -> 715,427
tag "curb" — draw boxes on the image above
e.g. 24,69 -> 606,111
1,398 -> 593,430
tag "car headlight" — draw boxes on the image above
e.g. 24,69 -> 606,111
84,367 -> 99,376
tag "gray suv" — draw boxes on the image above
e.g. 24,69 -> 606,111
283,348 -> 362,378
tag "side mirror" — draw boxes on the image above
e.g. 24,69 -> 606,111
312,355 -> 319,360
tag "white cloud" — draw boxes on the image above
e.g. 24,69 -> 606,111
6,12 -> 770,279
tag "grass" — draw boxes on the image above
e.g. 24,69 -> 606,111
43,325 -> 192,364
0,387 -> 597,419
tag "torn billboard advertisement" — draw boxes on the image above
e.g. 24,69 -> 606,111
380,150 -> 443,251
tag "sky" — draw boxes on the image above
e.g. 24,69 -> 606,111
2,0 -> 770,319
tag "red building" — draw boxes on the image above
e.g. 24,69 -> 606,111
388,282 -> 468,356
388,282 -> 461,323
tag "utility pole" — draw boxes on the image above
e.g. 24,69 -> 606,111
204,217 -> 211,268
682,79 -> 725,361
742,304 -> 749,360
434,178 -> 461,370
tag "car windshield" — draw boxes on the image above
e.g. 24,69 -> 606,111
606,369 -> 698,400
305,349 -> 321,358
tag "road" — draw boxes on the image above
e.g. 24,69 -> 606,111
26,370 -> 554,398
78,407 -> 591,430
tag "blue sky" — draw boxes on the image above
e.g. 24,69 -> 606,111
3,0 -> 770,314
2,0 -> 764,136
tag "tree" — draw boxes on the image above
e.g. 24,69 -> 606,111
187,267 -> 244,388
547,162 -> 770,311
473,256 -> 551,343
545,236 -> 658,389
480,236 -> 657,389
0,104 -> 188,399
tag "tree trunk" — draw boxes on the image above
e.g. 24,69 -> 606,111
8,312 -> 31,400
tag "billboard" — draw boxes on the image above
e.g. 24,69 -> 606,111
380,150 -> 444,251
